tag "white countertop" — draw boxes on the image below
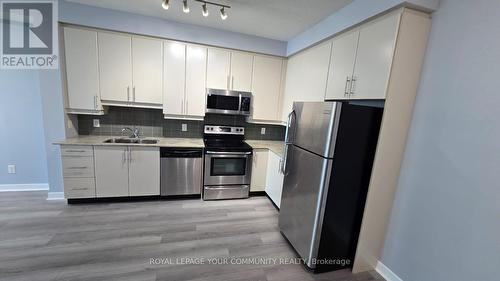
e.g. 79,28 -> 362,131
54,135 -> 204,148
54,136 -> 284,157
245,140 -> 284,158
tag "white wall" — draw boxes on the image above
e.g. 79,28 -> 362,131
381,0 -> 500,280
59,0 -> 287,56
0,70 -> 48,186
286,0 -> 440,55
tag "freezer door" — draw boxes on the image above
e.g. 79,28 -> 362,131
291,102 -> 341,158
278,145 -> 333,269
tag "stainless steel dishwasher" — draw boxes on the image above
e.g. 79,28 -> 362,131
160,148 -> 203,196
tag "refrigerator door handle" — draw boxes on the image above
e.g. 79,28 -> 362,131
281,110 -> 296,174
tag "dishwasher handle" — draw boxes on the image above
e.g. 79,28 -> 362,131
160,148 -> 203,158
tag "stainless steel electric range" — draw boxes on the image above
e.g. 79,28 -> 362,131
203,125 -> 253,200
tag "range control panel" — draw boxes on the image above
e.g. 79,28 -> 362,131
204,125 -> 245,135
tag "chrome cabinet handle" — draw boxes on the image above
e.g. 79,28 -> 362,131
94,95 -> 97,109
349,76 -> 356,95
185,100 -> 188,114
65,150 -> 86,153
133,86 -> 136,102
129,148 -> 132,163
181,99 -> 184,114
67,166 -> 88,169
231,76 -> 234,90
71,187 -> 88,191
227,75 -> 230,90
344,76 -> 351,96
127,86 -> 130,102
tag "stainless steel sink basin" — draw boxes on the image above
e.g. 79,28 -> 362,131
103,138 -> 159,144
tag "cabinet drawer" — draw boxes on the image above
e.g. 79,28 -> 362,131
62,156 -> 95,178
61,145 -> 94,157
64,178 -> 96,198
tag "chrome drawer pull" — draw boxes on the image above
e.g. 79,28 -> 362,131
67,166 -> 88,169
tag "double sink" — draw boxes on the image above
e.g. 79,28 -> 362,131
103,138 -> 159,144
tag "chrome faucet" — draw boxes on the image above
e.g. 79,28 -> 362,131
122,127 -> 140,138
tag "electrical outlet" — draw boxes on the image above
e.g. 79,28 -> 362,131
261,128 -> 266,135
93,119 -> 100,128
7,165 -> 16,174
181,124 -> 188,132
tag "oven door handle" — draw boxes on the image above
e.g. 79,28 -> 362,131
206,151 -> 252,155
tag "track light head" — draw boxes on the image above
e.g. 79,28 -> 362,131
220,7 -> 227,20
183,0 -> 190,13
202,2 -> 209,17
161,0 -> 169,10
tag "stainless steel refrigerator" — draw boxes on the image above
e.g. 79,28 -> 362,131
278,101 -> 383,273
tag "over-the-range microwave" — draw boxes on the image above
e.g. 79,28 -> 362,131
206,88 -> 251,116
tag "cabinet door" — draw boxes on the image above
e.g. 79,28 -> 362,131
63,27 -> 101,111
325,30 -> 359,100
163,41 -> 186,115
206,48 -> 230,90
265,152 -> 284,208
98,32 -> 132,102
230,52 -> 253,92
250,149 -> 269,192
281,41 -> 332,121
351,13 -> 400,100
94,146 -> 129,197
185,45 -> 207,117
251,56 -> 283,121
132,37 -> 163,104
129,147 -> 160,196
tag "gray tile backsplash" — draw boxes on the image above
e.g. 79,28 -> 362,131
78,107 -> 285,141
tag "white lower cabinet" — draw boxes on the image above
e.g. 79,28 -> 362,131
94,146 -> 129,197
94,146 -> 160,197
250,149 -> 269,192
61,145 -> 96,199
128,147 -> 160,196
265,151 -> 284,208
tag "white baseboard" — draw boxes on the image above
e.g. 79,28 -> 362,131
376,261 -> 403,281
0,183 -> 49,192
47,192 -> 65,200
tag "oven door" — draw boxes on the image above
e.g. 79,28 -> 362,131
204,151 -> 252,186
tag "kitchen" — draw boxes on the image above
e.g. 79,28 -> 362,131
53,2 -> 428,276
3,0 -> 497,281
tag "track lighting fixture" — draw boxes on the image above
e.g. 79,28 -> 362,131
202,2 -> 209,17
220,7 -> 227,20
161,0 -> 169,10
182,0 -> 190,13
161,0 -> 230,21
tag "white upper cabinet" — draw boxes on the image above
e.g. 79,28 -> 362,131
351,13 -> 400,100
98,32 -> 132,103
282,40 -> 332,121
163,41 -> 186,116
63,27 -> 101,112
230,52 -> 253,92
185,45 -> 207,117
207,48 -> 231,90
163,42 -> 207,119
325,30 -> 359,100
207,48 -> 254,91
132,37 -> 163,105
251,55 -> 284,121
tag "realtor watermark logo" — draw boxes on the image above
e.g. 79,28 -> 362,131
1,0 -> 58,69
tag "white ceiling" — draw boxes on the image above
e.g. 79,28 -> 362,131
65,0 -> 353,41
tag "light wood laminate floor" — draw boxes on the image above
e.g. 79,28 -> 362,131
0,191 -> 384,281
